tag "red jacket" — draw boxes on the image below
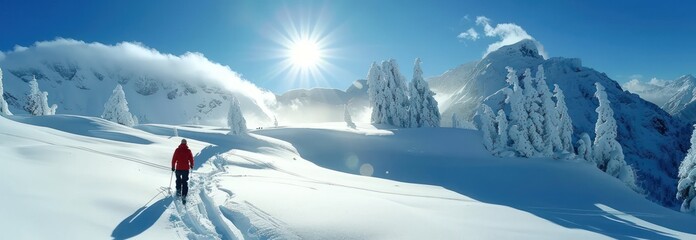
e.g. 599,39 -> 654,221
172,143 -> 194,170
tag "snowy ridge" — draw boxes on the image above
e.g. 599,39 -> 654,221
429,39 -> 691,208
623,74 -> 696,123
0,39 -> 276,127
429,39 -> 545,127
275,80 -> 371,124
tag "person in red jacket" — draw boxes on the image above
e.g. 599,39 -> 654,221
172,139 -> 194,203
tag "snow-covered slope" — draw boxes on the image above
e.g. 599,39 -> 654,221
428,39 -> 691,208
0,39 -> 276,127
3,115 -> 696,239
0,114 -> 207,239
275,80 -> 370,124
622,75 -> 696,123
0,115 -> 696,239
428,39 -> 545,126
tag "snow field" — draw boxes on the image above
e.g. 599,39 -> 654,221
2,116 -> 696,239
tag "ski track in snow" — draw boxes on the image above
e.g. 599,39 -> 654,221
169,145 -> 300,240
0,132 -> 170,170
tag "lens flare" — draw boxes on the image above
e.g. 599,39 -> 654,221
359,163 -> 374,176
263,5 -> 347,90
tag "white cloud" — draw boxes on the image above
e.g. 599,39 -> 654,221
457,28 -> 479,41
648,77 -> 667,87
13,45 -> 28,52
629,74 -> 644,80
623,79 -> 653,93
475,16 -> 547,59
458,15 -> 548,59
0,38 -> 277,124
621,77 -> 671,106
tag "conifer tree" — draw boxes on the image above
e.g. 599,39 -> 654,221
227,96 -> 247,135
102,84 -> 135,126
593,83 -> 637,189
408,58 -> 440,127
0,67 -> 11,115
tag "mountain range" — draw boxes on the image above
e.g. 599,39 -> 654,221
0,39 -> 691,208
623,75 -> 696,123
0,39 -> 276,127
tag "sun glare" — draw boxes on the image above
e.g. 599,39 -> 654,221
264,7 -> 346,90
289,39 -> 322,68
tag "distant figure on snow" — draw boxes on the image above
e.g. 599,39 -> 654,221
171,139 -> 194,204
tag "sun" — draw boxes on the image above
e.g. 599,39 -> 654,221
288,39 -> 322,69
264,6 -> 346,90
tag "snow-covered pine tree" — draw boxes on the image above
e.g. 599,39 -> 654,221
344,105 -> 356,129
101,84 -> 136,126
227,96 -> 247,135
476,104 -> 497,151
0,67 -> 11,115
274,116 -> 279,127
521,68 -> 544,154
408,58 -> 441,128
554,84 -> 574,153
677,125 -> 696,213
593,82 -> 637,189
535,65 -> 560,155
504,67 -> 534,157
381,59 -> 410,128
576,133 -> 593,162
26,76 -> 56,116
495,109 -> 508,151
451,113 -> 460,128
367,62 -> 388,124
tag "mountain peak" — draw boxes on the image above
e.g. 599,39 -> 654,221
485,39 -> 544,60
677,74 -> 695,82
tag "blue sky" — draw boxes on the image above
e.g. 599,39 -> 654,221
1,0 -> 695,93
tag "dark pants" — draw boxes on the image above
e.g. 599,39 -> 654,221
175,170 -> 189,198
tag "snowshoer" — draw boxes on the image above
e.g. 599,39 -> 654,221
172,139 -> 194,204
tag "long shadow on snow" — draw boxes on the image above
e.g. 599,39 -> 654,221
256,127 -> 696,240
111,196 -> 173,240
136,125 -> 281,170
8,115 -> 153,144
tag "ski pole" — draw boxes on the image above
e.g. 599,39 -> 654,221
168,170 -> 174,194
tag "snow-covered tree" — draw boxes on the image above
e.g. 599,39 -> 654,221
593,82 -> 637,189
367,59 -> 411,127
0,67 -> 11,115
26,76 -> 56,116
408,58 -> 440,128
521,68 -> 544,153
677,125 -> 696,213
536,65 -> 560,155
554,84 -> 574,153
274,116 -> 279,127
367,62 -> 388,124
102,84 -> 136,126
576,133 -> 593,162
344,105 -> 356,129
173,127 -> 179,137
381,59 -> 410,128
476,104 -> 496,151
227,96 -> 247,135
451,113 -> 460,128
503,67 -> 534,157
495,109 -> 508,151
